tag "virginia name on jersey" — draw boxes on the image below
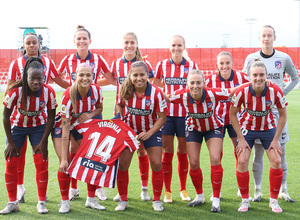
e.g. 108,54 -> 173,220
231,82 -> 288,131
3,84 -> 57,127
169,88 -> 231,132
67,119 -> 140,188
155,57 -> 198,117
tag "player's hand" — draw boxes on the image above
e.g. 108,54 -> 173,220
266,79 -> 273,87
78,113 -> 91,123
34,142 -> 48,161
138,132 -> 152,141
4,142 -> 18,161
235,139 -> 250,158
59,159 -> 69,173
267,140 -> 282,159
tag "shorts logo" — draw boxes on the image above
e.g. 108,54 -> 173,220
157,137 -> 162,142
207,102 -> 213,108
214,130 -> 221,134
266,100 -> 272,107
145,99 -> 151,107
40,101 -> 46,108
184,68 -> 189,74
91,99 -> 96,105
55,128 -> 62,135
185,131 -> 189,137
275,61 -> 282,70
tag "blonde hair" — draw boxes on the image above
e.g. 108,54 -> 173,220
119,61 -> 149,100
170,35 -> 190,60
123,32 -> 146,61
187,69 -> 205,82
69,63 -> 93,114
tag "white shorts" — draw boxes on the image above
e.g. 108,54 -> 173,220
254,109 -> 289,145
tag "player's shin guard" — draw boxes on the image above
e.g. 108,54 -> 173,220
270,167 -> 283,199
177,153 -> 188,192
152,169 -> 163,201
236,170 -> 249,199
5,157 -> 19,202
87,183 -> 97,198
138,154 -> 149,188
58,171 -> 70,200
162,152 -> 173,192
17,140 -> 27,185
117,170 -> 129,201
70,153 -> 78,189
211,164 -> 223,198
33,153 -> 48,202
189,168 -> 203,194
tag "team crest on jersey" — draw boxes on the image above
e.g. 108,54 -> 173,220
207,102 -> 213,108
145,99 -> 151,107
43,66 -> 47,73
266,100 -> 272,107
91,99 -> 96,105
71,72 -> 76,80
184,68 -> 189,74
275,61 -> 282,70
40,101 -> 46,108
90,63 -> 95,70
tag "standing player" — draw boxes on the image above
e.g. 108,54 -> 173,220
166,70 -> 237,212
53,63 -> 104,213
230,61 -> 288,213
243,25 -> 299,202
114,61 -> 167,211
0,57 -> 57,214
152,35 -> 198,203
108,32 -> 154,202
7,32 -> 69,203
58,25 -> 114,201
206,52 -> 250,174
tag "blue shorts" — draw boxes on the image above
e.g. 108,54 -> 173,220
139,131 -> 163,149
10,124 -> 46,147
238,128 -> 276,150
186,127 -> 223,143
70,129 -> 83,141
162,116 -> 186,137
223,124 -> 237,138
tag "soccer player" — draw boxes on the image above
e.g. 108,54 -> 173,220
7,32 -> 69,203
243,25 -> 299,202
230,61 -> 287,213
58,25 -> 114,201
0,57 -> 57,214
152,35 -> 198,203
53,63 -> 104,213
108,32 -> 154,202
114,61 -> 167,211
166,70 -> 237,213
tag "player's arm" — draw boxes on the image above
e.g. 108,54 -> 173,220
78,103 -> 103,123
3,107 -> 17,160
99,71 -> 117,86
59,117 -> 71,173
283,57 -> 299,96
116,103 -> 125,120
152,77 -> 164,88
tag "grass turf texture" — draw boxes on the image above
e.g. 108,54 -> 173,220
0,90 -> 299,219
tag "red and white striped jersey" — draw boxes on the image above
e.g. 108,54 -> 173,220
67,119 -> 140,188
8,54 -> 60,84
231,82 -> 288,131
58,51 -> 110,85
169,88 -> 231,132
3,84 -> 57,127
60,84 -> 103,128
155,58 -> 198,117
111,56 -> 154,114
119,82 -> 167,133
205,70 -> 250,125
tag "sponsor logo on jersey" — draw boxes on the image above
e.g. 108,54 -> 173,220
145,99 -> 151,107
188,110 -> 213,119
267,72 -> 280,80
71,110 -> 92,118
245,108 -> 271,117
18,108 -> 43,117
80,157 -> 107,173
165,77 -> 187,85
220,96 -> 232,103
127,107 -> 152,116
275,61 -> 282,70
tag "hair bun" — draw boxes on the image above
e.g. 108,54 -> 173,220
77,25 -> 85,30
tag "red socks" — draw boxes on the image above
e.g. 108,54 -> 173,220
211,164 -> 223,198
33,154 -> 48,201
270,167 -> 283,199
5,157 -> 19,202
138,154 -> 149,188
236,170 -> 249,199
162,152 -> 173,192
87,183 -> 97,198
152,169 -> 163,201
117,170 -> 129,201
189,168 -> 203,194
177,153 -> 188,192
17,141 -> 27,185
57,171 -> 70,200
70,153 -> 77,189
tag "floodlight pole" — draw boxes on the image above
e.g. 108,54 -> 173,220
245,18 -> 257,47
